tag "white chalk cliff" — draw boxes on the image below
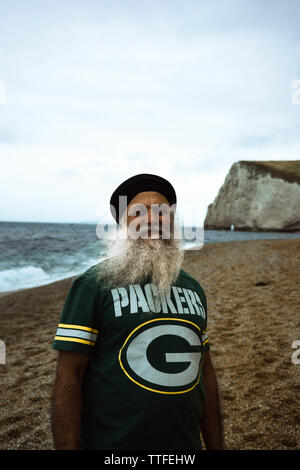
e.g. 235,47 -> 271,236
204,161 -> 300,231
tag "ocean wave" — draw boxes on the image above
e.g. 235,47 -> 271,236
0,266 -> 51,293
0,257 -> 106,293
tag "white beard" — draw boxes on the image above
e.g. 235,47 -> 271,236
95,220 -> 185,295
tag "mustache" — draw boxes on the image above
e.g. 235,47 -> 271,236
129,222 -> 173,239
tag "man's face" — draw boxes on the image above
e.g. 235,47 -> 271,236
96,191 -> 183,291
123,191 -> 174,241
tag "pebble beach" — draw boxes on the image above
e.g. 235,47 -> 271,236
0,238 -> 299,450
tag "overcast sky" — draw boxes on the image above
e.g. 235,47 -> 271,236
0,0 -> 300,226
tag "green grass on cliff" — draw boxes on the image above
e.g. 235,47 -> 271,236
239,160 -> 300,184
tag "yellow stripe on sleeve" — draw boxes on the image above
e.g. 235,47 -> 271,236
54,336 -> 96,346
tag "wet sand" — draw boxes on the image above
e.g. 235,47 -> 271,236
0,239 -> 299,450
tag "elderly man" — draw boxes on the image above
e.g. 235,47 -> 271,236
51,173 -> 223,450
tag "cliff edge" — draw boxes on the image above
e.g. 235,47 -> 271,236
204,161 -> 300,231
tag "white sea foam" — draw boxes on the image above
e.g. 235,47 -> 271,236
0,257 -> 106,293
0,266 -> 50,292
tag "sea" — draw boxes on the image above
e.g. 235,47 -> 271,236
0,221 -> 299,294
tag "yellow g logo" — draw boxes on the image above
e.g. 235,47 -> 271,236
119,318 -> 203,394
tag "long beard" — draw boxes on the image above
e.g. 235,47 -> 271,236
95,221 -> 185,295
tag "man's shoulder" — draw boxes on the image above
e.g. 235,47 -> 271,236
76,258 -> 109,292
178,268 -> 207,302
178,268 -> 202,287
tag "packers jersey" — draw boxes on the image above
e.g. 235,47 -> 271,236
52,261 -> 210,450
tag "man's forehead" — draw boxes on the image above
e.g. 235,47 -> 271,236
109,173 -> 176,224
128,191 -> 170,206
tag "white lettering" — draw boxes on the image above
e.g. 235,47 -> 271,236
175,287 -> 189,313
171,286 -> 185,314
182,288 -> 196,314
132,284 -> 150,312
186,290 -> 201,315
111,283 -> 207,318
104,454 -> 138,467
129,285 -> 138,313
0,340 -> 5,364
148,454 -> 196,464
193,292 -> 206,319
126,324 -> 201,387
160,288 -> 177,314
292,340 -> 300,365
145,283 -> 161,313
111,287 -> 129,317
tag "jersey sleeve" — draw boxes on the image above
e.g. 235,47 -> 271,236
52,275 -> 100,355
194,280 -> 210,353
201,329 -> 210,353
201,291 -> 210,353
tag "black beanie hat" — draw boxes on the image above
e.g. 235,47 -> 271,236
110,173 -> 177,224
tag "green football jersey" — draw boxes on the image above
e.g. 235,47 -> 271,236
52,261 -> 210,450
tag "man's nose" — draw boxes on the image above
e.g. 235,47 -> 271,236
140,210 -> 162,227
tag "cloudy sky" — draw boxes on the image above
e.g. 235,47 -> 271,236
0,0 -> 300,226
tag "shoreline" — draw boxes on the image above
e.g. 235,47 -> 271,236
204,226 -> 300,233
2,236 -> 300,299
0,279 -> 75,300
0,238 -> 299,450
0,241 -> 224,298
